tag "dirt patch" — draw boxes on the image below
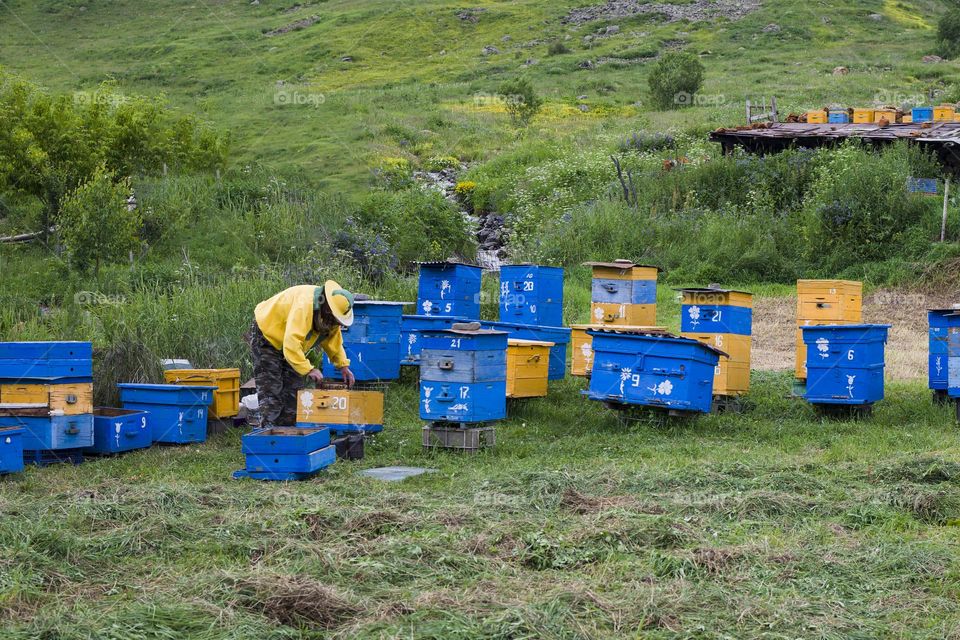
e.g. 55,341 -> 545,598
265,15 -> 320,37
560,487 -> 665,515
751,289 -> 956,381
232,574 -> 359,629
691,547 -> 741,574
563,0 -> 761,25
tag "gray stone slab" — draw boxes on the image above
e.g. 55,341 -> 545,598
358,466 -> 437,482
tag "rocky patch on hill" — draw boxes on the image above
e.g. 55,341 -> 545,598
563,0 -> 761,25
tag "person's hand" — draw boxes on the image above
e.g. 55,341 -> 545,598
340,367 -> 356,388
307,368 -> 324,385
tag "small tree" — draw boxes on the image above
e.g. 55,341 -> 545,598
939,9 -> 960,58
647,51 -> 705,110
497,78 -> 543,127
58,166 -> 142,276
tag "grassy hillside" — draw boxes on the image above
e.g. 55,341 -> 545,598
0,0 -> 951,191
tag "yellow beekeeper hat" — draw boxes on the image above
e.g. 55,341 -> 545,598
322,280 -> 355,327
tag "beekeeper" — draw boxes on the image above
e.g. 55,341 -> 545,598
248,282 -> 356,427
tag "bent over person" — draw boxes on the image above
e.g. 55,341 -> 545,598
249,282 -> 356,427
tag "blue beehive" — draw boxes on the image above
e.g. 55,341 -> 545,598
322,300 -> 407,382
118,383 -> 216,444
480,321 -> 570,380
499,264 -> 564,326
400,314 -> 471,366
0,426 -> 24,474
235,426 -> 335,481
0,341 -> 93,380
803,325 -> 889,405
828,111 -> 850,124
419,329 -> 507,424
912,107 -> 933,123
584,330 -> 722,413
85,408 -> 151,455
416,261 -> 483,319
928,309 -> 956,393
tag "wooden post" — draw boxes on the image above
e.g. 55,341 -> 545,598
745,99 -> 751,124
942,177 -> 951,242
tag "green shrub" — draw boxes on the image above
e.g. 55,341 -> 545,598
547,41 -> 571,56
647,51 -> 705,110
497,77 -> 543,127
938,9 -> 960,58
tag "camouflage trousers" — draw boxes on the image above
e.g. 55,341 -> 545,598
249,319 -> 302,427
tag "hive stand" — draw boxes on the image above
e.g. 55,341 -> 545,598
422,422 -> 496,452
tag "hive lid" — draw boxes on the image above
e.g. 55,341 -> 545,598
586,327 -> 728,357
929,305 -> 960,312
570,324 -> 667,331
441,328 -> 509,336
508,338 -> 556,347
799,323 -> 892,330
503,262 -> 562,269
582,259 -> 662,272
674,286 -> 753,295
415,260 -> 482,268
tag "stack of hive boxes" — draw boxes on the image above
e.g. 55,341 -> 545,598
678,287 -> 753,398
235,426 -> 335,481
484,264 -> 570,383
928,308 -> 959,404
795,280 -> 862,389
0,341 -> 94,466
420,328 -> 507,451
296,386 -> 384,435
323,301 -> 407,383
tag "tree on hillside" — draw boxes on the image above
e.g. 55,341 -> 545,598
0,71 -> 228,238
939,9 -> 960,58
58,166 -> 142,276
647,51 -> 705,110
497,78 -> 543,127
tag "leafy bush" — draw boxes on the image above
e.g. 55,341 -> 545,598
547,41 -> 571,56
647,51 -> 705,110
938,9 -> 960,58
618,132 -> 675,153
497,78 -> 543,127
58,166 -> 142,275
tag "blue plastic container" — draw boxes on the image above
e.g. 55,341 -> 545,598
0,415 -> 95,451
828,112 -> 850,124
928,309 -> 959,391
480,321 -> 571,380
590,278 -> 657,305
86,408 -> 151,455
400,315 -> 471,365
0,427 -> 24,474
912,107 -> 933,123
680,304 -> 752,335
416,262 -> 483,319
802,325 -> 889,405
419,329 -> 507,424
118,383 -> 216,444
584,331 -> 721,413
499,264 -> 564,326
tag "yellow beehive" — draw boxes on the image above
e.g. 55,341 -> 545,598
806,110 -> 828,124
796,280 -> 862,323
934,106 -> 956,122
590,302 -> 657,326
852,109 -> 875,124
0,382 -> 93,415
506,339 -> 552,398
296,388 -> 384,426
902,115 -> 913,124
164,368 -> 241,418
570,324 -> 667,376
682,333 -> 751,365
873,109 -> 897,123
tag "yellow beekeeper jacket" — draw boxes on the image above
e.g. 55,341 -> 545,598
254,285 -> 350,376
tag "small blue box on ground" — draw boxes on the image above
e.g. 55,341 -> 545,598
86,407 -> 151,455
237,427 -> 336,481
118,383 -> 216,444
0,427 -> 24,474
585,331 -> 721,414
499,264 -> 564,326
803,324 -> 889,405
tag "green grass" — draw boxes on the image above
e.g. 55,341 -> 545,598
4,373 -> 960,637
